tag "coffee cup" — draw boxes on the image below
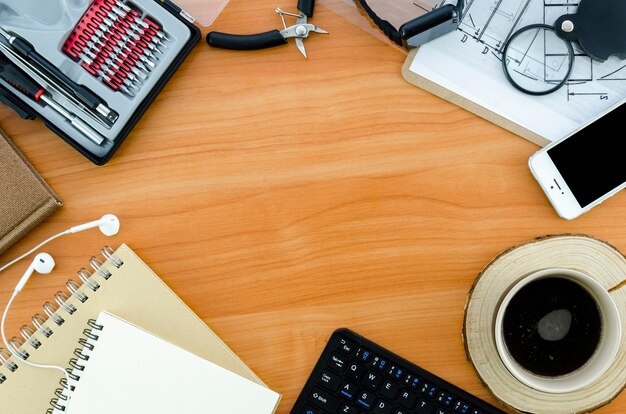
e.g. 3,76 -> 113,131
494,268 -> 621,393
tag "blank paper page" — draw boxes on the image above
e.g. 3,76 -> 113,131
66,311 -> 280,414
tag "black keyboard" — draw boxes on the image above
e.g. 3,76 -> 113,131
291,329 -> 506,414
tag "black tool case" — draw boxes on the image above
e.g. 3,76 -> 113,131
0,0 -> 202,165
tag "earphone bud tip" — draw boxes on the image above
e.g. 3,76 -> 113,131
33,253 -> 55,274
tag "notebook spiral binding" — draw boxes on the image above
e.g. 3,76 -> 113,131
0,246 -> 123,397
46,319 -> 105,413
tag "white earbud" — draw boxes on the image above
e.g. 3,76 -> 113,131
15,253 -> 55,293
0,214 -> 120,273
68,214 -> 121,236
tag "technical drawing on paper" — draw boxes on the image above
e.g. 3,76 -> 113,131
409,0 -> 626,141
600,63 -> 626,81
456,0 -> 617,100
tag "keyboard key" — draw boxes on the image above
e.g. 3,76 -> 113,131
356,347 -> 372,363
386,365 -> 405,381
420,382 -> 438,398
454,400 -> 471,414
363,371 -> 383,390
328,353 -> 348,372
394,410 -> 409,414
403,373 -> 420,389
437,391 -> 455,408
356,390 -> 376,410
346,363 -> 365,382
319,370 -> 341,391
415,399 -> 435,414
435,409 -> 451,414
340,382 -> 358,400
371,355 -> 388,371
373,399 -> 394,414
339,403 -> 358,414
309,387 -> 339,412
397,389 -> 417,409
337,338 -> 356,355
470,410 -> 485,414
301,405 -> 319,414
380,380 -> 399,400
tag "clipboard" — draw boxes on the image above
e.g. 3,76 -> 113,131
401,49 -> 549,147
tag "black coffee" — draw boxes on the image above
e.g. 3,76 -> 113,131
502,277 -> 602,377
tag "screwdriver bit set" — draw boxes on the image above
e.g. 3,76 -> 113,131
63,0 -> 169,97
0,0 -> 201,165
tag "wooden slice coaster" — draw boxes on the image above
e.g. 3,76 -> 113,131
464,234 -> 626,414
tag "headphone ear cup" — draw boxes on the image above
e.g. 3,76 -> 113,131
99,214 -> 120,236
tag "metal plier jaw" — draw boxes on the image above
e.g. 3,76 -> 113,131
277,8 -> 329,58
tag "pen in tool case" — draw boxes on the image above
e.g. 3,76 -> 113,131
0,53 -> 105,145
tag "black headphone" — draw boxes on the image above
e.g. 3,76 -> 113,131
357,0 -> 465,48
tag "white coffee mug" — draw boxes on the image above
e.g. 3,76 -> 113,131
495,268 -> 621,393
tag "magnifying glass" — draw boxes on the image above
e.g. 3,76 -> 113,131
502,24 -> 574,96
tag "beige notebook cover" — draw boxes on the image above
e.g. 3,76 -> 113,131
0,129 -> 62,255
0,244 -> 265,413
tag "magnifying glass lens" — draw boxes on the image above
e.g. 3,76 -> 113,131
503,24 -> 574,95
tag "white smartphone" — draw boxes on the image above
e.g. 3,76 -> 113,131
529,101 -> 626,220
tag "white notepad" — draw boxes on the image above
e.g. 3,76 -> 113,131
66,311 -> 281,414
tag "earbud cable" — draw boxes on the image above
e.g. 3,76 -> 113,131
2,290 -> 73,408
0,230 -> 70,273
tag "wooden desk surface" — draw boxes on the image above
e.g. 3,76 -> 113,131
1,0 -> 625,412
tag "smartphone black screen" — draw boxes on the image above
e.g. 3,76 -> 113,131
548,102 -> 625,208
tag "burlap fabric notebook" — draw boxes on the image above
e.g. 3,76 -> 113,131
0,129 -> 62,255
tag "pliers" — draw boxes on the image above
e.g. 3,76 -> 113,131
206,0 -> 328,58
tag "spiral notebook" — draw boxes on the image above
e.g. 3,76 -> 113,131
0,244 -> 272,414
61,311 -> 280,414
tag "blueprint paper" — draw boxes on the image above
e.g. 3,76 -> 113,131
409,0 -> 626,142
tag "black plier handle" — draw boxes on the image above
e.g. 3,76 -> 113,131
208,30 -> 287,51
206,0 -> 327,57
296,0 -> 314,17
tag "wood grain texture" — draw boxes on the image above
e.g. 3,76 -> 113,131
0,0 -> 625,412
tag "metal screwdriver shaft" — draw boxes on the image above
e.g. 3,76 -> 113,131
39,94 -> 105,145
0,54 -> 105,145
